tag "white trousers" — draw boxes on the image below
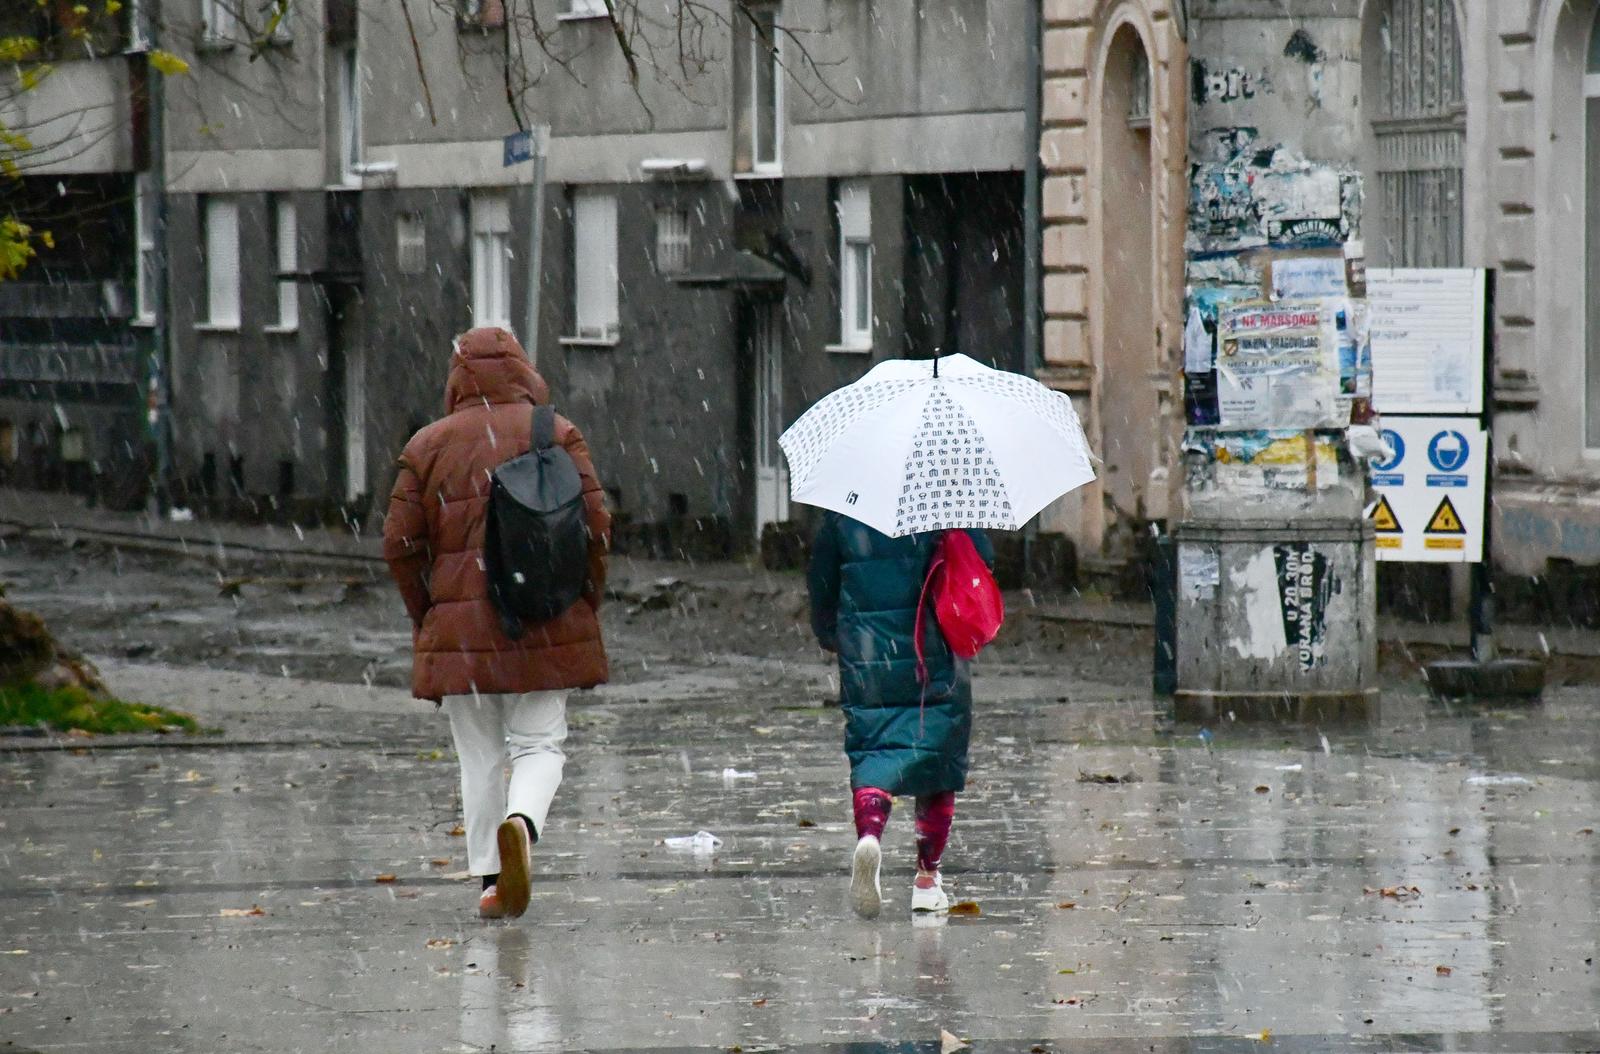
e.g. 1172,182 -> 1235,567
444,691 -> 568,877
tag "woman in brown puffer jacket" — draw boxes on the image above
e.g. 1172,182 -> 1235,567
383,326 -> 609,921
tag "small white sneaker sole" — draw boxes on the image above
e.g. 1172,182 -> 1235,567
911,888 -> 950,913
850,838 -> 882,920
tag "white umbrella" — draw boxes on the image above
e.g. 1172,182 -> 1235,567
778,353 -> 1096,537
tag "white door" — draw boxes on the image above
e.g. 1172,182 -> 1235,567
751,302 -> 788,536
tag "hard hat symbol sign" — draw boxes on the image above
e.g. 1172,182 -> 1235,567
1428,430 -> 1470,473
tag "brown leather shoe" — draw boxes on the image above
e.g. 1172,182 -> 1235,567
495,817 -> 533,918
478,885 -> 507,920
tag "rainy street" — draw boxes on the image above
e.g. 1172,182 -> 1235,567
9,0 -> 1600,1051
2,531 -> 1599,1053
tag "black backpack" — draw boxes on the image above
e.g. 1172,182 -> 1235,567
484,405 -> 590,638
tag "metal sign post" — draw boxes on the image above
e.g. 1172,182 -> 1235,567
504,126 -> 549,364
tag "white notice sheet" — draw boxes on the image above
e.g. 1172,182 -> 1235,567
1368,268 -> 1485,415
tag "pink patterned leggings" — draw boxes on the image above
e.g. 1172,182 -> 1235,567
852,787 -> 956,872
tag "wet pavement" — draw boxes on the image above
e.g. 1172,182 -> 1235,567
4,650 -> 1600,1053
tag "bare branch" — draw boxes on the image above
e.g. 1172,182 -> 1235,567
398,0 -> 439,125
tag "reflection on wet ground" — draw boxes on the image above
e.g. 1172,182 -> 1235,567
2,660 -> 1598,1053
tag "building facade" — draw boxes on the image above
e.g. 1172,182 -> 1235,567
1041,0 -> 1600,594
1,0 -> 1032,553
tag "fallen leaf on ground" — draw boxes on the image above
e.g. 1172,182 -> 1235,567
940,1029 -> 969,1054
374,873 -> 398,884
1364,885 -> 1421,900
1057,968 -> 1076,974
65,728 -> 94,739
179,770 -> 205,782
947,901 -> 982,917
122,899 -> 156,909
219,905 -> 266,918
447,825 -> 465,837
1055,901 -> 1076,909
796,818 -> 816,828
1436,964 -> 1452,976
429,858 -> 452,868
1076,771 -> 1140,784
1255,1029 -> 1272,1043
1254,785 -> 1271,794
425,938 -> 455,950
751,998 -> 767,1008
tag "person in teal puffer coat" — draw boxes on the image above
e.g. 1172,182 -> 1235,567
807,510 -> 994,919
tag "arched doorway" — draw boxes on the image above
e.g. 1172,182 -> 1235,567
1361,0 -> 1466,267
1096,24 -> 1159,532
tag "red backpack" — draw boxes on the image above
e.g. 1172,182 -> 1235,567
914,530 -> 1005,683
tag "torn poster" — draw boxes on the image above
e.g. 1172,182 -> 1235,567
1273,543 -> 1338,671
1270,255 -> 1347,300
1184,305 -> 1213,374
1213,430 -> 1340,491
1216,300 -> 1339,430
1180,544 -> 1221,601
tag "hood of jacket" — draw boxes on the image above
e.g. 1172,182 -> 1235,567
444,327 -> 549,414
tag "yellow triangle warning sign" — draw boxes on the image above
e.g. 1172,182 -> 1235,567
1425,495 -> 1467,535
1369,494 -> 1402,533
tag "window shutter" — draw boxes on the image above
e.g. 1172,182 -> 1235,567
205,198 -> 240,328
574,191 -> 618,338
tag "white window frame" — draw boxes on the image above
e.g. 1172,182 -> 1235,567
470,192 -> 513,330
833,180 -> 872,352
567,189 -> 620,345
654,206 -> 690,275
336,46 -> 363,186
133,173 -> 157,325
201,0 -> 240,44
269,195 -> 299,332
201,196 -> 240,331
735,4 -> 783,176
559,0 -> 610,19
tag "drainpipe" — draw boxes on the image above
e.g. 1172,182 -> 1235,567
146,0 -> 173,515
1022,0 -> 1043,576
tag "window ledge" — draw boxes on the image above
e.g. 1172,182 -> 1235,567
826,342 -> 872,355
130,317 -> 157,330
262,324 -> 300,335
196,36 -> 236,53
734,169 -> 783,181
558,11 -> 614,22
195,322 -> 240,333
559,335 -> 620,348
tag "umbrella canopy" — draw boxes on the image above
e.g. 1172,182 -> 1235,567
779,353 -> 1096,537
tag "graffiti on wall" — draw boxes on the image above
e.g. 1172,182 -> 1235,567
1191,62 -> 1272,105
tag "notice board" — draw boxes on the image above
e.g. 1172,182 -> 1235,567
1368,268 -> 1485,415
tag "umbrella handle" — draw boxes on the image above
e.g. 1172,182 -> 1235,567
933,353 -> 939,379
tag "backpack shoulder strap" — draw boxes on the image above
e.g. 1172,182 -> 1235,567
531,405 -> 556,452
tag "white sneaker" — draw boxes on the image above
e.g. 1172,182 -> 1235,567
850,836 -> 882,919
911,872 -> 950,913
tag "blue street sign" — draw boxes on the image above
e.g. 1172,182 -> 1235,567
503,129 -> 535,167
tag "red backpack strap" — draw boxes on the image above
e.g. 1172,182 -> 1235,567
914,533 -> 948,686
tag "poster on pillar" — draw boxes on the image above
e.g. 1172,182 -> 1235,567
1215,300 -> 1340,430
1366,415 -> 1486,563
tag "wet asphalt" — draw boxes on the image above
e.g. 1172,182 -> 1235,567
1,540 -> 1599,1052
